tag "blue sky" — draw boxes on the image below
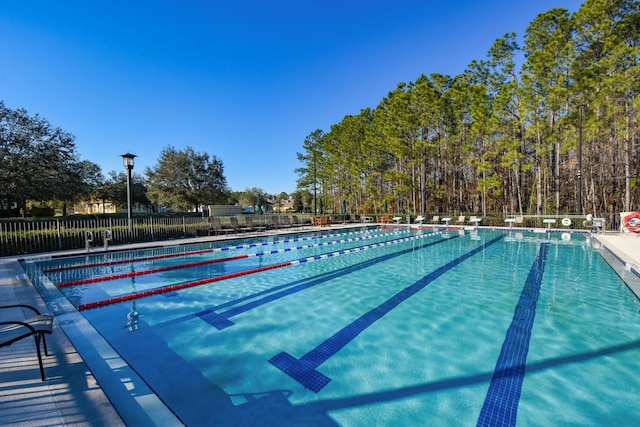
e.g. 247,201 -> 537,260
1,0 -> 584,195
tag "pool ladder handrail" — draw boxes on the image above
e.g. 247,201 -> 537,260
85,231 -> 94,253
103,230 -> 112,251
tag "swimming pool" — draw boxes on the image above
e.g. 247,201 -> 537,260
21,227 -> 640,426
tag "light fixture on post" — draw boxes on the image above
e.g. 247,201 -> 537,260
120,152 -> 136,234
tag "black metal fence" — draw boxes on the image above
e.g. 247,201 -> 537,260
0,212 -> 621,258
0,215 -> 320,257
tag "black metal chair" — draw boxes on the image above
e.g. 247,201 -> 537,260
1,304 -> 54,381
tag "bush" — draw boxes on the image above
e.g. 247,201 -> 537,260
28,206 -> 55,217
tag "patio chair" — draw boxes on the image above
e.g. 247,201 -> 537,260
455,215 -> 466,225
430,216 -> 440,224
278,216 -> 293,229
315,217 -> 329,227
245,217 -> 266,232
1,305 -> 54,381
210,217 -> 235,235
230,217 -> 253,233
290,215 -> 305,228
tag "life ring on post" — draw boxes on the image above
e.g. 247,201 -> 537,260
623,212 -> 640,233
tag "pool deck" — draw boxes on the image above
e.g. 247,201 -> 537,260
1,225 -> 639,426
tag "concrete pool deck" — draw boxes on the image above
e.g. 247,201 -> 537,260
1,226 -> 639,426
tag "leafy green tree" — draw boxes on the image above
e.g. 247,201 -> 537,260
290,189 -> 310,212
145,146 -> 229,211
238,187 -> 268,210
0,101 -> 99,216
94,171 -> 149,212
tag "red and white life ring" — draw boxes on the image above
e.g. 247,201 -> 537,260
623,212 -> 640,233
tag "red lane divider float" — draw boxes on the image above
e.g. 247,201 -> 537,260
44,227 -> 393,274
57,254 -> 249,288
43,248 -> 216,273
76,230 -> 444,311
77,261 -> 293,311
56,228 -> 413,288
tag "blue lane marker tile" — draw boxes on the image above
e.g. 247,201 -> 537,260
212,235 -> 456,324
270,235 -> 504,392
269,352 -> 331,393
197,309 -> 235,330
155,234 -> 452,331
477,243 -> 549,427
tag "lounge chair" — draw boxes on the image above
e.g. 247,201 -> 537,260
265,216 -> 279,229
245,217 -> 266,232
430,216 -> 440,224
290,215 -> 304,228
278,216 -> 293,229
455,215 -> 466,225
415,215 -> 426,225
314,216 -> 329,227
1,305 -> 54,381
230,217 -> 253,233
210,217 -> 235,235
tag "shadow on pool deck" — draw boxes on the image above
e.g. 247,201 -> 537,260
0,225 -> 349,426
1,226 -> 638,426
0,258 -> 125,426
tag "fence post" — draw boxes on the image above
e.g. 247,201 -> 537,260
56,219 -> 62,250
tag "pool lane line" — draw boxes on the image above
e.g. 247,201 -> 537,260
42,227 -> 394,273
77,230 -> 445,311
56,228 -> 415,288
476,242 -> 549,427
194,233 -> 459,330
268,234 -> 504,393
43,248 -> 218,273
154,233 -> 456,330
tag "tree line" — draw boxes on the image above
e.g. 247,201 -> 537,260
295,0 -> 639,218
0,99 -> 300,218
0,102 -> 266,217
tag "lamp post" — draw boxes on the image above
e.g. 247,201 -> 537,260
120,153 -> 136,234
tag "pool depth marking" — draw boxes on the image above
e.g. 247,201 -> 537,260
77,230 -> 443,310
56,228 -> 412,288
269,235 -> 504,393
476,242 -> 549,427
42,227 -> 394,273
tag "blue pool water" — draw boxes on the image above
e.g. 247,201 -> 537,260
22,227 -> 640,426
